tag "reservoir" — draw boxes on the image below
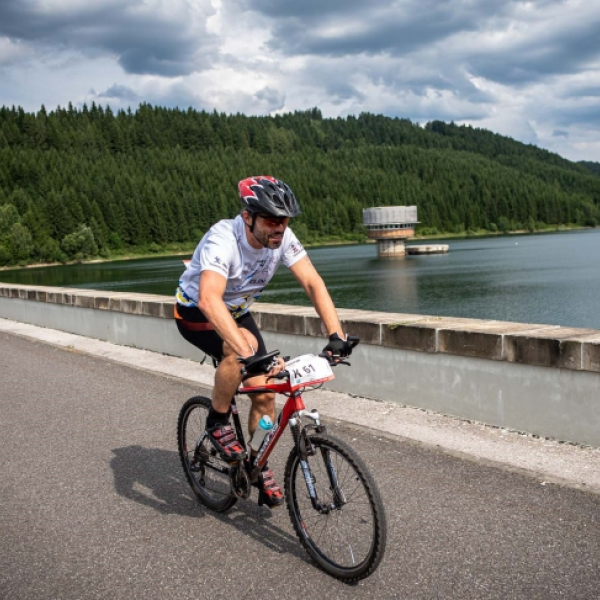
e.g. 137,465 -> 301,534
2,228 -> 600,330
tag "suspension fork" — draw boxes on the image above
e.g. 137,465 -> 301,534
321,446 -> 347,506
289,408 -> 340,514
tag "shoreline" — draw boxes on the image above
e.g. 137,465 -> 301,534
0,225 -> 592,272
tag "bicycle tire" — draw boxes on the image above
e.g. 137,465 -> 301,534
284,433 -> 386,582
177,395 -> 237,512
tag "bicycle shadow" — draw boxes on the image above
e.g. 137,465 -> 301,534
110,445 -> 308,560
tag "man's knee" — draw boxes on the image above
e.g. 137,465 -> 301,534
222,328 -> 259,358
240,328 -> 259,355
250,392 -> 275,409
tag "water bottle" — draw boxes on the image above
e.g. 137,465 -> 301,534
249,415 -> 273,451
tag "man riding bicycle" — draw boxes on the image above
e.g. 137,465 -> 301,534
174,176 -> 354,508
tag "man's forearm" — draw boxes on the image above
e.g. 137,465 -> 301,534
304,277 -> 344,338
198,299 -> 255,357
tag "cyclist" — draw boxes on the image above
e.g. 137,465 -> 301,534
174,176 -> 354,507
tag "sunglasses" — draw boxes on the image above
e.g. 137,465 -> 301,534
257,214 -> 290,227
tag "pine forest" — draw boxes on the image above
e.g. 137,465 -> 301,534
1,103 -> 600,267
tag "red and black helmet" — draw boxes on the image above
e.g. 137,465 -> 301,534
238,176 -> 301,218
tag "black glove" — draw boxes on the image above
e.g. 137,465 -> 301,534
322,333 -> 354,359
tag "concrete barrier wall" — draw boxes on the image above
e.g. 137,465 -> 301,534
1,283 -> 599,446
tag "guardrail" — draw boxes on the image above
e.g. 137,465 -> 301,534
1,283 -> 599,446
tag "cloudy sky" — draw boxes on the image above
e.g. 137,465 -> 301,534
1,0 -> 599,161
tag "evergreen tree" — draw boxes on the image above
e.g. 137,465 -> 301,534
0,102 -> 598,267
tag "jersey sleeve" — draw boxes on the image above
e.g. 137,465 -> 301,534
198,232 -> 235,278
281,228 -> 307,268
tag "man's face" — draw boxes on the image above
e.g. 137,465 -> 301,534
247,213 -> 290,249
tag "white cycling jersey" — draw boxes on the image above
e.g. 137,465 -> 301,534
177,215 -> 307,318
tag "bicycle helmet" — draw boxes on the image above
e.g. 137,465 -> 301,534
238,176 -> 301,218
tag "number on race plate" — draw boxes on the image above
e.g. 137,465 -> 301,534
285,354 -> 335,391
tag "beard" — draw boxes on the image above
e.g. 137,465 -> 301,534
252,226 -> 283,249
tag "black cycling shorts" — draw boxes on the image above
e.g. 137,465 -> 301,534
175,303 -> 267,363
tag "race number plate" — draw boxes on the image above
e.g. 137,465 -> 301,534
286,354 -> 335,391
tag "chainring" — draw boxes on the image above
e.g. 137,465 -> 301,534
230,464 -> 251,499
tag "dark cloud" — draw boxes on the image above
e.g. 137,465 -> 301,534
326,82 -> 365,104
242,0 -> 600,89
561,85 -> 600,99
98,84 -> 139,100
119,48 -> 194,77
241,0 -> 382,19
0,0 -> 216,77
254,86 -> 285,111
552,104 -> 600,127
243,0 -> 506,56
468,18 -> 600,85
552,129 -> 569,138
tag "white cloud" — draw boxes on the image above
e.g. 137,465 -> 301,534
0,37 -> 32,66
1,0 -> 600,161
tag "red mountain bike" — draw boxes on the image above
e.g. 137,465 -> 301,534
177,341 -> 387,582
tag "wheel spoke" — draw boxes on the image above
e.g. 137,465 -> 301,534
287,433 -> 385,579
178,397 -> 237,512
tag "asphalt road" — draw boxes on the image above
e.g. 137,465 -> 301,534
1,331 -> 599,600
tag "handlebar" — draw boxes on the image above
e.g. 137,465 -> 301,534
238,335 -> 360,378
318,354 -> 350,366
319,334 -> 360,366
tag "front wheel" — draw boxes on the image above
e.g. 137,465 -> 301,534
284,433 -> 387,582
177,396 -> 237,512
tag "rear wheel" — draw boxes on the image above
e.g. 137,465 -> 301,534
177,396 -> 237,512
284,433 -> 386,582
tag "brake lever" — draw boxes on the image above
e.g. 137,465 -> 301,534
347,334 -> 360,349
318,352 -> 351,367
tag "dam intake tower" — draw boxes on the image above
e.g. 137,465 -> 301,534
363,206 -> 419,257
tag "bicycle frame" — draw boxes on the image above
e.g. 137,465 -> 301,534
234,378 -> 309,470
231,376 -> 347,515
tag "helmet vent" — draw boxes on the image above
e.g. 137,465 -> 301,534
237,176 -> 301,218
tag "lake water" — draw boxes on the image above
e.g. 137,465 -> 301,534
2,229 -> 600,330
